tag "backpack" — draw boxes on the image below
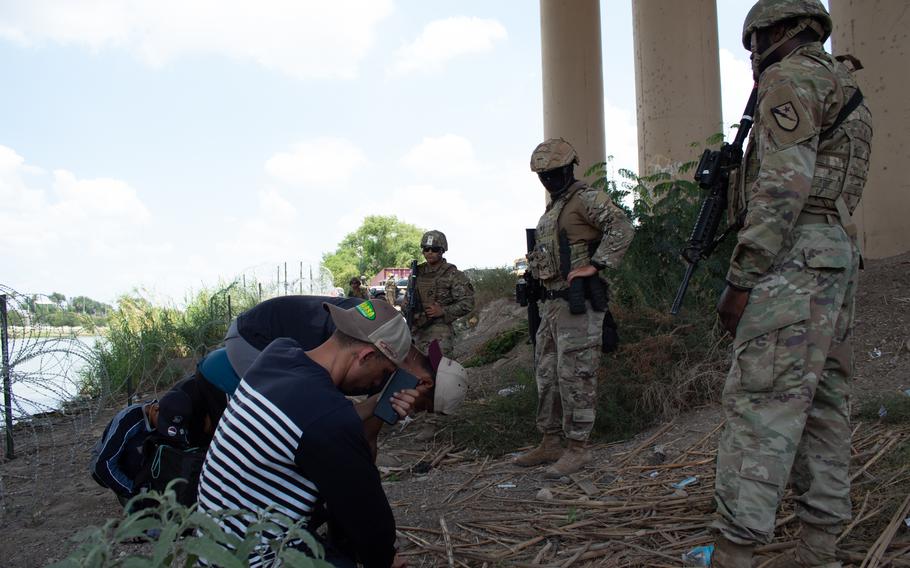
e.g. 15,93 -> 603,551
135,435 -> 207,507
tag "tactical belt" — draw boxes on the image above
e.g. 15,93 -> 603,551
541,289 -> 570,302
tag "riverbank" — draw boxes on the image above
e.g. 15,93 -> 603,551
6,325 -> 108,339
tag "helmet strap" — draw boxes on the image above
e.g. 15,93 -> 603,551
752,17 -> 818,76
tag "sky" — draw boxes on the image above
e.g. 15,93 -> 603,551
0,0 -> 769,305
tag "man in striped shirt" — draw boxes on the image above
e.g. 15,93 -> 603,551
197,299 -> 411,568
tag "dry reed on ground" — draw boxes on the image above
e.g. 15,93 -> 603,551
388,422 -> 910,567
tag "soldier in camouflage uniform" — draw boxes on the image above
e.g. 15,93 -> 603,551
385,278 -> 399,306
347,276 -> 369,300
711,1 -> 872,566
514,138 -> 633,478
409,230 -> 475,358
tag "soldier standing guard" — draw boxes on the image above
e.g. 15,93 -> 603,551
514,138 -> 633,478
409,230 -> 475,358
385,278 -> 399,306
347,276 -> 369,300
711,1 -> 872,566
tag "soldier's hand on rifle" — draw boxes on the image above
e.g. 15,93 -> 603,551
567,264 -> 597,284
717,284 -> 750,336
424,302 -> 444,319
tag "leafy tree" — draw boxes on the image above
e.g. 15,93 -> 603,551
49,292 -> 66,306
70,295 -> 112,315
322,215 -> 424,286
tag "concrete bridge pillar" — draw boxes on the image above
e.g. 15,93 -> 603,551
539,0 -> 606,182
830,0 -> 910,258
632,0 -> 723,178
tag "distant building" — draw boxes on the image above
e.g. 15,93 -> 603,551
369,268 -> 410,287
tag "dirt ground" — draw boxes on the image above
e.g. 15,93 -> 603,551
1,252 -> 909,567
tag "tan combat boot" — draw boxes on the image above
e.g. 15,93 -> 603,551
763,523 -> 841,568
797,523 -> 841,567
543,439 -> 591,478
711,535 -> 754,568
513,434 -> 563,467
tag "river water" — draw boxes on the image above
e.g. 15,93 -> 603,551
3,335 -> 103,420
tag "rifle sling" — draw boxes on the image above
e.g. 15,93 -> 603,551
819,88 -> 863,141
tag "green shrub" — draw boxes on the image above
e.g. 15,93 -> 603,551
80,280 -> 264,397
857,393 -> 910,425
464,267 -> 517,313
587,151 -> 733,314
451,364 -> 654,456
463,325 -> 528,368
51,484 -> 331,568
450,368 -> 540,455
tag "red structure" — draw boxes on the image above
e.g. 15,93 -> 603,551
369,268 -> 409,286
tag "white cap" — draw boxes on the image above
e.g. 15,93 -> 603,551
433,357 -> 467,414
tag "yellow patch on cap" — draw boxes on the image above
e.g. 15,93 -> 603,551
356,301 -> 376,320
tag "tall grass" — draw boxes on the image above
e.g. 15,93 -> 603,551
81,280 -> 263,399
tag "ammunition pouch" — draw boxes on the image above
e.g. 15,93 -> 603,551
586,277 -> 609,312
567,278 -> 586,314
528,242 -> 558,281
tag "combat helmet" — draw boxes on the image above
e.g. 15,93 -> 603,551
530,138 -> 579,173
742,0 -> 831,49
421,230 -> 448,252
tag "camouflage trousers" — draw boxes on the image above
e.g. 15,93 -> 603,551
714,223 -> 860,545
413,321 -> 455,358
534,297 -> 605,442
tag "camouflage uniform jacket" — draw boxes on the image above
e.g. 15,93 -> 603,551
412,260 -> 475,329
347,287 -> 369,300
528,181 -> 633,291
727,42 -> 872,289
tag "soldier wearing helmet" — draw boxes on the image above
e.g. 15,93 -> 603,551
347,276 -> 369,300
711,1 -> 872,567
408,230 -> 475,358
514,138 -> 633,478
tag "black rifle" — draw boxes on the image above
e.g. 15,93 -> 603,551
403,259 -> 421,327
670,87 -> 758,315
515,228 -> 542,347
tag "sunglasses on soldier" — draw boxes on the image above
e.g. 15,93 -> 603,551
422,246 -> 443,253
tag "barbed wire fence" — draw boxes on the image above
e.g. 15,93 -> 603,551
0,285 -> 109,519
0,260 -> 338,529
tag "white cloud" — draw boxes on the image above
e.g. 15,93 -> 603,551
214,188 -> 304,261
50,170 -> 150,225
719,48 -> 755,140
334,155 -> 542,271
0,147 -> 150,252
0,145 -> 160,300
400,134 -> 482,178
265,138 -> 368,187
0,0 -> 393,79
390,16 -> 507,76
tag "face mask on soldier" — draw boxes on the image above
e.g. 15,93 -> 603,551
537,165 -> 574,196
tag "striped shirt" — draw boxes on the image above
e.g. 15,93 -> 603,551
197,338 -> 396,567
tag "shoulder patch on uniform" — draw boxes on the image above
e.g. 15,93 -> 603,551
770,101 -> 799,131
760,82 -> 817,150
